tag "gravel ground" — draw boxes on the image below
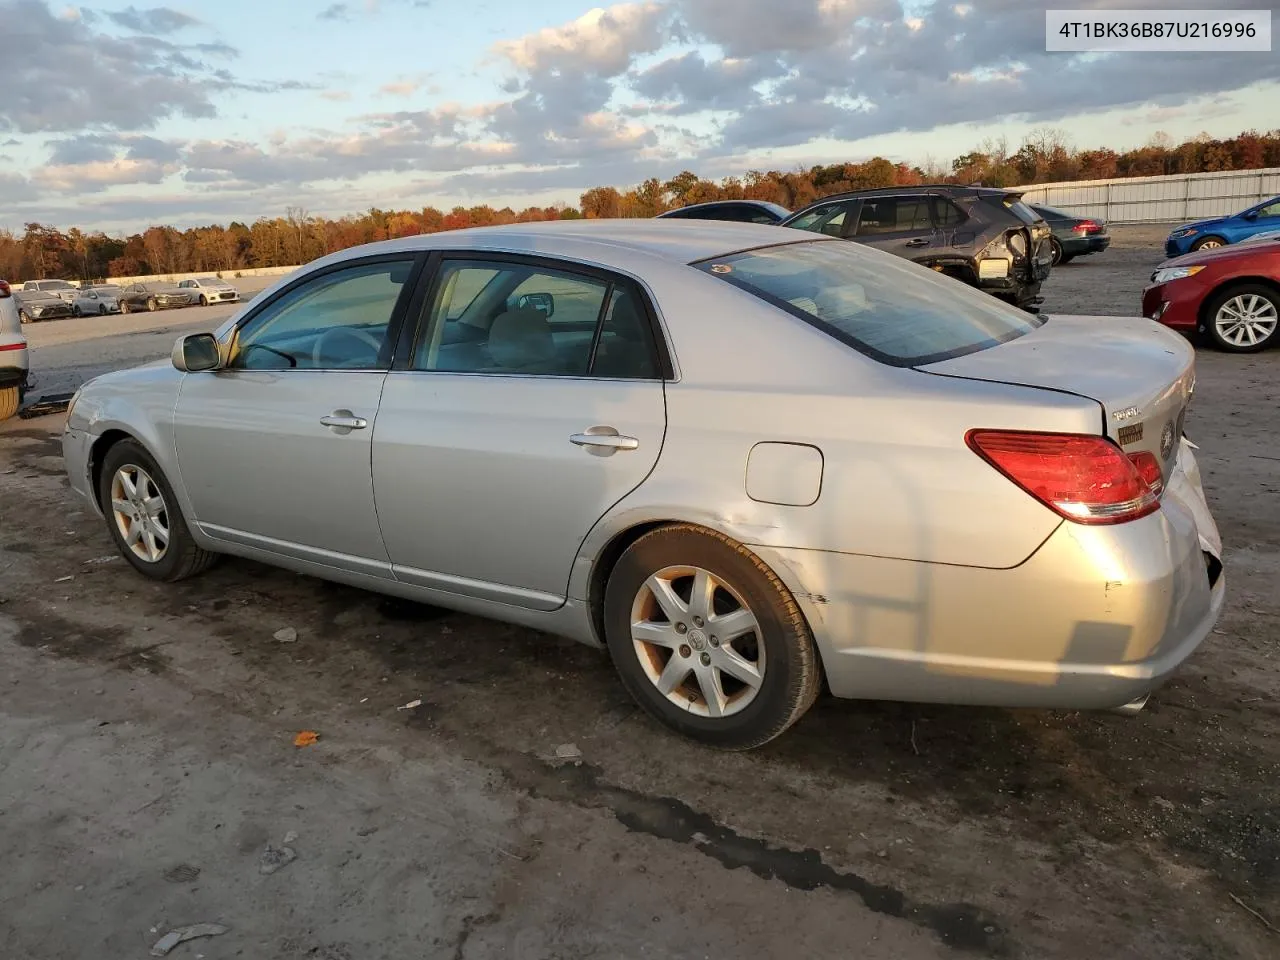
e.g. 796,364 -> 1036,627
2,226 -> 1277,960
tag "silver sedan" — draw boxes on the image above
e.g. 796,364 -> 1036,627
61,220 -> 1225,749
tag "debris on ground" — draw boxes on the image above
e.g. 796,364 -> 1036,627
293,731 -> 319,747
54,576 -> 73,583
162,864 -> 201,883
554,743 -> 582,760
396,699 -> 422,711
150,923 -> 229,956
83,556 -> 118,565
282,831 -> 298,845
18,393 -> 75,419
259,844 -> 297,876
273,627 -> 297,643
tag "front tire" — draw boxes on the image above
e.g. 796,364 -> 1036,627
603,525 -> 821,750
19,311 -> 30,324
1049,238 -> 1064,265
0,386 -> 19,421
120,301 -> 130,314
1205,283 -> 1279,353
72,305 -> 82,317
199,295 -> 208,306
99,305 -> 108,316
1191,235 -> 1226,252
146,298 -> 158,312
97,439 -> 218,582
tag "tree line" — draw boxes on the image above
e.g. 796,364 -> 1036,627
4,127 -> 1277,282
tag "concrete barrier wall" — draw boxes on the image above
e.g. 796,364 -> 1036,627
1020,167 -> 1280,224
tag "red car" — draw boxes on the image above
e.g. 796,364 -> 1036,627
1142,237 -> 1280,352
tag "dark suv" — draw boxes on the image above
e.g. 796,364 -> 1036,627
781,186 -> 1053,309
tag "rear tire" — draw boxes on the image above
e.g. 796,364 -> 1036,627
603,525 -> 821,750
1049,238 -> 1064,265
1059,253 -> 1075,265
146,298 -> 158,312
1204,283 -> 1279,353
0,386 -> 19,421
97,439 -> 218,582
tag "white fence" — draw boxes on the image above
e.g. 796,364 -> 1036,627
1019,167 -> 1280,224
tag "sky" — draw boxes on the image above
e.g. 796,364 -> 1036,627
2,0 -> 1278,234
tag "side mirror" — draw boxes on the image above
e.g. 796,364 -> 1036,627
172,333 -> 222,372
516,291 -> 555,318
1244,211 -> 1258,221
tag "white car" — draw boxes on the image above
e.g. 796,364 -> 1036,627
22,279 -> 79,303
1,279 -> 28,419
177,277 -> 240,306
71,285 -> 123,317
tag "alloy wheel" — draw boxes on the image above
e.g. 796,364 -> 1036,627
1214,293 -> 1278,348
110,464 -> 171,563
630,565 -> 765,719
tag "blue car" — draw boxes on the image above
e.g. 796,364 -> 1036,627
1165,195 -> 1280,257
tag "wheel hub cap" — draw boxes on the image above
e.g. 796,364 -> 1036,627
630,565 -> 765,719
109,464 -> 170,563
1215,293 -> 1278,347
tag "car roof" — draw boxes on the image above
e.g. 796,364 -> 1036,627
660,199 -> 780,213
310,218 -> 822,272
800,184 -> 1019,203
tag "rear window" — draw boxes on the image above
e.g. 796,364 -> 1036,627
1002,197 -> 1041,224
694,240 -> 1042,366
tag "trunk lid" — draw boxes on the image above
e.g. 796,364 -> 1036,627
918,314 -> 1195,482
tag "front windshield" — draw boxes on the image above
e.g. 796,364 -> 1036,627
694,239 -> 1043,366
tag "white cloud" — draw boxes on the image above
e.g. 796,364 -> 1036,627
493,3 -> 669,76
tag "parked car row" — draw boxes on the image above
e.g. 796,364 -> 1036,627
662,191 -> 1280,352
12,276 -> 240,321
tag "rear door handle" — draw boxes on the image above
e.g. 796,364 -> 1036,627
570,430 -> 639,451
320,413 -> 368,430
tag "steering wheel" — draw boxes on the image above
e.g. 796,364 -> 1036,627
311,326 -> 383,367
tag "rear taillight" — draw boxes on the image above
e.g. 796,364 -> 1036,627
966,430 -> 1162,525
1073,220 -> 1101,234
0,280 -> 10,298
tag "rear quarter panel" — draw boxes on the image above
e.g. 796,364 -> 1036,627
571,268 -> 1098,593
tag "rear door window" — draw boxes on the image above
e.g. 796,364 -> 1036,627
853,196 -> 932,236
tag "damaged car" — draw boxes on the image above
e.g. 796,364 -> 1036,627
781,185 -> 1054,310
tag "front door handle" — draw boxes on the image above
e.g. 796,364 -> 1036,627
570,429 -> 639,452
321,412 -> 368,430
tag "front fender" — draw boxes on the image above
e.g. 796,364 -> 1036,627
66,367 -> 195,527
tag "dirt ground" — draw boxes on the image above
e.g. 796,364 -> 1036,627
2,226 -> 1277,960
